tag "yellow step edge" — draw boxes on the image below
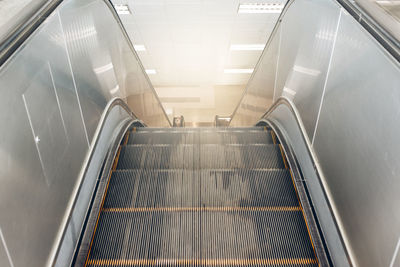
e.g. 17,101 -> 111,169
88,258 -> 317,266
102,206 -> 301,213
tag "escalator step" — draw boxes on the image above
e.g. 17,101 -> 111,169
128,130 -> 273,145
87,210 -> 317,266
82,127 -> 319,267
103,169 -> 299,209
135,126 -> 266,132
116,144 -> 285,170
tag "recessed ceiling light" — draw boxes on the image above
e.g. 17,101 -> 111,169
114,4 -> 131,15
230,44 -> 265,51
238,3 -> 284,14
146,69 -> 157,74
224,69 -> 254,74
134,45 -> 146,51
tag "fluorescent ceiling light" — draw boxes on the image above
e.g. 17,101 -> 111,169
134,45 -> 146,51
238,3 -> 284,13
146,69 -> 157,74
114,4 -> 131,15
230,44 -> 265,51
224,68 -> 254,74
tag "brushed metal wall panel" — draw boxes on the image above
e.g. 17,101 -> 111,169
22,63 -> 69,185
0,0 -> 169,266
274,0 -> 341,139
0,228 -> 13,267
267,104 -> 350,267
313,11 -> 400,267
60,1 -> 118,142
55,105 -> 132,267
0,12 -> 88,267
230,25 -> 281,126
60,0 -> 169,132
232,0 -> 400,265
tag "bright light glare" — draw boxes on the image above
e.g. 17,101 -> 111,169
110,85 -> 120,95
238,3 -> 284,13
165,108 -> 173,115
115,4 -> 131,15
293,65 -> 321,76
224,69 -> 254,74
134,45 -> 146,51
94,63 -> 113,74
230,44 -> 265,51
146,69 -> 157,74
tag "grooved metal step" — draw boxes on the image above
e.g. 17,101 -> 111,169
103,169 -> 299,209
128,131 -> 273,145
116,144 -> 285,170
82,127 -> 319,267
135,127 -> 267,132
87,210 -> 317,266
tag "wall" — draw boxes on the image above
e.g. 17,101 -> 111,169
0,0 -> 169,266
231,0 -> 400,266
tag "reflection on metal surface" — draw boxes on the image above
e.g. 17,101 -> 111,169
390,237 -> 400,267
145,69 -> 156,74
224,68 -> 254,74
0,0 -> 169,266
376,0 -> 400,21
356,0 -> 400,41
22,63 -> 69,186
93,62 -> 114,74
313,10 -> 400,266
231,0 -> 400,266
215,115 -> 231,127
283,86 -> 296,96
230,44 -> 266,51
114,4 -> 130,15
0,0 -> 50,44
173,115 -> 185,127
0,227 -> 14,267
238,3 -> 285,13
133,44 -> 146,51
259,97 -> 350,267
293,65 -> 321,76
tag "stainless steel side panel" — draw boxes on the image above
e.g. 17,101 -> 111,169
0,0 -> 169,266
231,0 -> 400,266
274,0 -> 340,140
55,103 -> 133,267
267,103 -> 349,267
230,23 -> 281,126
313,11 -> 400,267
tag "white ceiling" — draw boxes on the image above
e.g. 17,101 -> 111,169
112,0 -> 284,123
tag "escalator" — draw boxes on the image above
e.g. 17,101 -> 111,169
76,126 -> 325,267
